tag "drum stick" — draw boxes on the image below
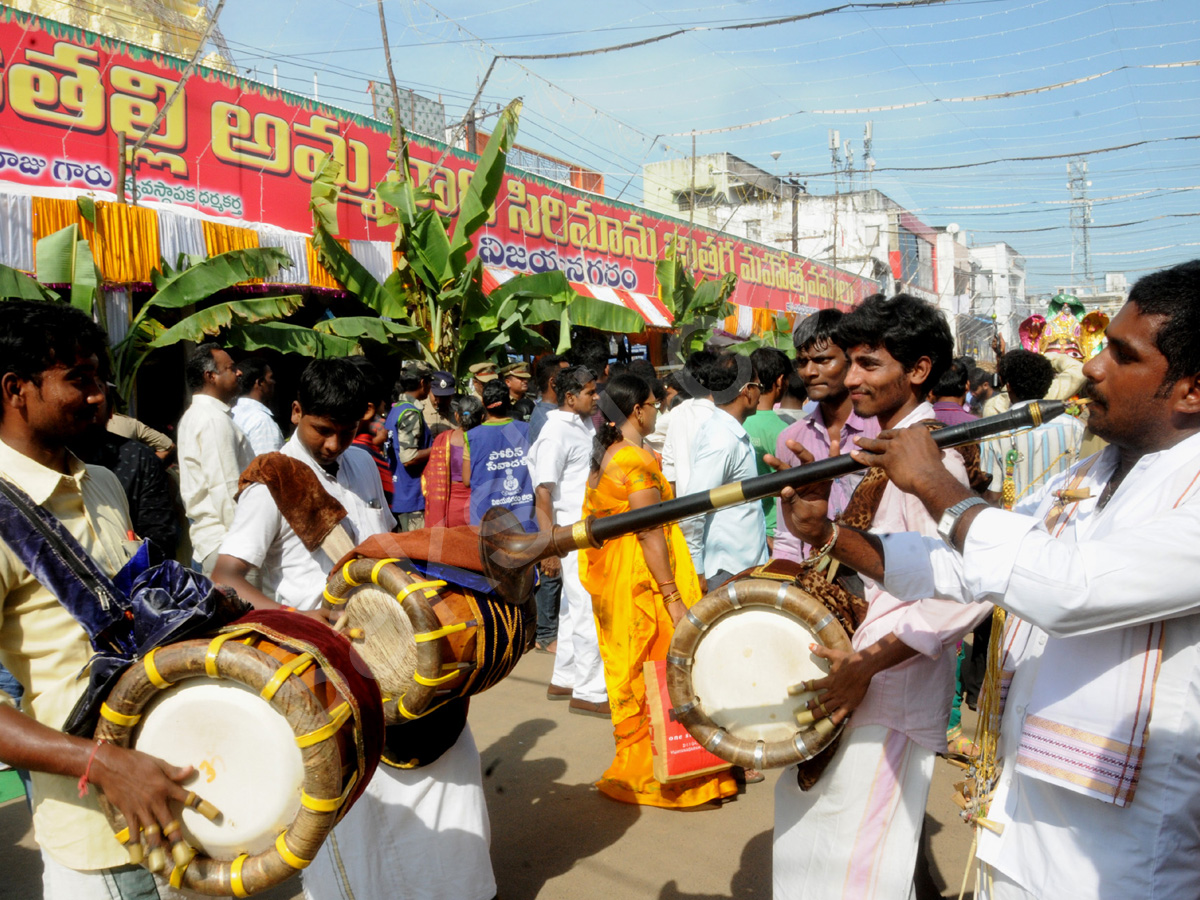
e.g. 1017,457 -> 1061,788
584,400 -> 1067,547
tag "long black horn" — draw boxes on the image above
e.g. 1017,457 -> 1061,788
481,400 -> 1067,571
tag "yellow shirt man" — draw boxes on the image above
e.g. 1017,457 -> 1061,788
0,438 -> 136,870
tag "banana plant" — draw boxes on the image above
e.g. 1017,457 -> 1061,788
656,248 -> 738,360
309,98 -> 645,380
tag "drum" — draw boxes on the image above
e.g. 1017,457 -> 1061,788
666,575 -> 853,771
323,557 -> 534,726
93,611 -> 383,897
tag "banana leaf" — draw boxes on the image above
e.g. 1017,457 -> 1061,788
409,211 -> 454,286
145,247 -> 293,311
310,155 -> 342,235
76,196 -> 97,227
447,99 -> 521,270
227,323 -> 362,358
313,315 -> 426,344
0,265 -> 59,302
309,224 -> 410,318
148,296 -> 306,348
35,225 -> 99,320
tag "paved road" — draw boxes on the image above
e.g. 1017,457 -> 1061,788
1,647 -> 978,899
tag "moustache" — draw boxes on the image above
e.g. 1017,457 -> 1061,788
1083,382 -> 1105,406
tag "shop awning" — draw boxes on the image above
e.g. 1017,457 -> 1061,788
481,266 -> 674,329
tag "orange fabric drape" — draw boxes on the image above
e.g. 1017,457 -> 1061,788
90,202 -> 160,283
307,237 -> 351,290
203,221 -> 261,283
30,197 -> 82,246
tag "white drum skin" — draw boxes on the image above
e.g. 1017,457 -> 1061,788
134,680 -> 305,858
691,608 -> 829,744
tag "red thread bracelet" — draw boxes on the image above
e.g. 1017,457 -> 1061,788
78,739 -> 107,798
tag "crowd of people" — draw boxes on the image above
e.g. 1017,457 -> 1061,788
1,258 -> 1198,900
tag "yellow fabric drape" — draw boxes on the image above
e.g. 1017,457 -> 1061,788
579,444 -> 739,809
30,197 -> 82,246
89,202 -> 160,283
307,237 -> 351,291
203,221 -> 261,283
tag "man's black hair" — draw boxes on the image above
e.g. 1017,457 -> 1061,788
707,352 -> 758,400
1127,259 -> 1200,390
681,349 -> 720,394
345,356 -> 386,410
793,308 -> 845,354
0,301 -> 109,392
534,354 -> 567,394
837,293 -> 955,391
751,347 -> 790,393
481,380 -> 513,417
553,366 -> 594,408
236,357 -> 271,396
999,349 -> 1055,403
297,358 -> 373,425
185,342 -> 224,392
395,367 -> 430,397
931,358 -> 971,400
784,370 -> 808,404
573,340 -> 611,380
968,367 -> 994,393
664,371 -> 691,403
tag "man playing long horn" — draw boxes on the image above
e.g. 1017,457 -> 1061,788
779,261 -> 1200,899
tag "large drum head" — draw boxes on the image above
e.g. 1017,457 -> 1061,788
135,680 -> 305,858
691,607 -> 830,744
667,577 -> 853,770
337,583 -> 419,702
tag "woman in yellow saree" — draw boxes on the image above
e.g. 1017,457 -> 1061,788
580,374 -> 739,809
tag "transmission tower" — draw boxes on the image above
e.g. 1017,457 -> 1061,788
1068,158 -> 1093,288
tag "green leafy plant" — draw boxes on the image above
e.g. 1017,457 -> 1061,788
310,98 -> 645,380
655,247 -> 737,360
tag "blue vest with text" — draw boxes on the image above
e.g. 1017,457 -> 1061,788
466,419 -> 535,531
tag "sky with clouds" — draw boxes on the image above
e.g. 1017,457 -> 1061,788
218,0 -> 1200,294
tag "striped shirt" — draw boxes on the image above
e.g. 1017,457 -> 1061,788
979,400 -> 1085,502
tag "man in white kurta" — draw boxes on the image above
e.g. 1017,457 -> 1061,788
213,359 -> 495,900
794,265 -> 1200,899
530,367 -> 608,714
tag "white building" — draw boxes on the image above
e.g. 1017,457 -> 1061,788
966,242 -> 1026,354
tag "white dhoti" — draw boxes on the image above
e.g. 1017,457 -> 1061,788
550,551 -> 607,703
303,724 -> 495,900
773,724 -> 935,900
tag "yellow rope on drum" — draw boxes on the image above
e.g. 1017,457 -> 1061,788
395,579 -> 446,605
100,702 -> 141,728
369,558 -> 402,585
275,831 -> 313,869
205,628 -> 254,678
142,648 -> 173,689
295,702 -> 351,748
230,853 -> 250,898
341,560 -> 362,587
260,653 -> 314,702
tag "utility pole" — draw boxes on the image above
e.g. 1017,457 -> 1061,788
829,129 -> 841,275
689,131 -> 697,228
1068,157 -> 1093,288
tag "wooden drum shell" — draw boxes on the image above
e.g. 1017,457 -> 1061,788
94,625 -> 371,897
666,576 -> 853,771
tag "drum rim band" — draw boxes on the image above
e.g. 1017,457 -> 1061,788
260,652 -> 315,702
230,853 -> 250,898
143,649 -> 173,690
275,831 -> 312,870
295,702 -> 352,749
168,858 -> 191,889
301,770 -> 358,813
100,702 -> 140,728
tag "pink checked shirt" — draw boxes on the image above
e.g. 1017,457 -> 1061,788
846,402 -> 993,753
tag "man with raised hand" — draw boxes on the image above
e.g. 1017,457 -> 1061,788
770,294 -> 988,900
781,261 -> 1200,900
773,309 -> 879,562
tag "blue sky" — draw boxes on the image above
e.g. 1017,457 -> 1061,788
219,0 -> 1200,293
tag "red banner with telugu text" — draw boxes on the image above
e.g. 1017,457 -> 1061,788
0,9 -> 877,312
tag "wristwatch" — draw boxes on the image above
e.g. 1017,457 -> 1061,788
936,497 -> 989,546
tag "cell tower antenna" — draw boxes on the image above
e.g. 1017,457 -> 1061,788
1068,157 -> 1093,288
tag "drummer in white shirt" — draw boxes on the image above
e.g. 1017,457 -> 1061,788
213,358 -> 496,900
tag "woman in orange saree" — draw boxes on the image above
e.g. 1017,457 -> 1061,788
580,374 -> 739,810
